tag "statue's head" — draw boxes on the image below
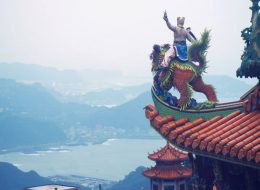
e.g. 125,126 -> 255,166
177,17 -> 185,27
150,44 -> 171,71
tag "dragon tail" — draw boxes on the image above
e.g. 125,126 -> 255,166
188,29 -> 211,73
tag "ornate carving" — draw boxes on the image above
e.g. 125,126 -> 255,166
237,0 -> 260,79
150,30 -> 217,110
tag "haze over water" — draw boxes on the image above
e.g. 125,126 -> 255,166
0,139 -> 165,181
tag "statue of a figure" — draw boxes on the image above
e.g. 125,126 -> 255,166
163,11 -> 196,65
149,12 -> 217,109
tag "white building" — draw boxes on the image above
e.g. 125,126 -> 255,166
26,184 -> 78,190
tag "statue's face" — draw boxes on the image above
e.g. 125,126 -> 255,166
177,17 -> 185,26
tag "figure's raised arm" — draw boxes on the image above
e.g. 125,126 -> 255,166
163,11 -> 176,32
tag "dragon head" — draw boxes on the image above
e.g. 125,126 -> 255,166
150,44 -> 171,72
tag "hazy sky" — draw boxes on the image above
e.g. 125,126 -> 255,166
0,0 -> 253,77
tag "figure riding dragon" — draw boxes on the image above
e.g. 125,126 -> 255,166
150,11 -> 217,110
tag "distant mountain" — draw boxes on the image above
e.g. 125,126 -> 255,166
0,80 -> 69,149
0,63 -> 121,83
60,90 -> 156,141
0,114 -> 67,149
0,162 -> 50,190
0,162 -> 91,190
0,79 -> 155,149
0,78 -> 62,116
0,75 -> 255,149
107,166 -> 149,190
0,79 -> 98,149
202,75 -> 252,100
83,75 -> 254,134
0,63 -> 131,102
65,83 -> 151,106
62,75 -> 253,106
0,63 -> 148,96
0,78 -> 106,118
0,63 -> 255,105
90,91 -> 153,131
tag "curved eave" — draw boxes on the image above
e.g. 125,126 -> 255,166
143,167 -> 192,180
148,156 -> 188,162
144,104 -> 260,170
148,143 -> 188,162
154,123 -> 260,169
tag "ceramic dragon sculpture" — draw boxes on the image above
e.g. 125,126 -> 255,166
150,30 -> 218,110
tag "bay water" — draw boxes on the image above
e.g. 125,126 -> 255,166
0,139 -> 165,181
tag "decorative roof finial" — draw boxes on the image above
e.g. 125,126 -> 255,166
237,0 -> 260,80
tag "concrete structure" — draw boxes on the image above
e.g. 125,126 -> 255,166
26,184 -> 78,190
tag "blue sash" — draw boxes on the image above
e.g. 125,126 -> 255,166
174,44 -> 188,61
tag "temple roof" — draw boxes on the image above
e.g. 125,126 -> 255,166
143,166 -> 192,179
144,104 -> 260,169
148,142 -> 188,162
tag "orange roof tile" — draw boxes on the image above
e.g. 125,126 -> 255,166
151,115 -> 174,129
148,143 -> 188,162
160,118 -> 188,136
144,105 -> 260,167
214,119 -> 260,154
247,144 -> 260,161
181,116 -> 221,146
144,104 -> 159,120
238,138 -> 260,160
169,118 -> 205,141
205,112 -> 258,152
191,111 -> 241,149
199,112 -> 247,151
143,166 -> 192,179
222,123 -> 260,156
230,131 -> 260,157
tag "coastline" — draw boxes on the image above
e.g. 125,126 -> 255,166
0,138 -> 165,181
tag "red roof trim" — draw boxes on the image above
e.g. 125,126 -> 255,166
144,105 -> 260,167
148,143 -> 188,161
143,166 -> 192,179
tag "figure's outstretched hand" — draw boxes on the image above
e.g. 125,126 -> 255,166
163,11 -> 168,22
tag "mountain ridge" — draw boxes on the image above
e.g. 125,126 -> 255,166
0,162 -> 91,190
0,162 -> 51,190
0,75 -> 255,149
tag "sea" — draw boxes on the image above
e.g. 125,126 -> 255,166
0,139 -> 165,181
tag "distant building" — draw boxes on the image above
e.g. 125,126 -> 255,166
143,142 -> 192,190
26,184 -> 78,190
